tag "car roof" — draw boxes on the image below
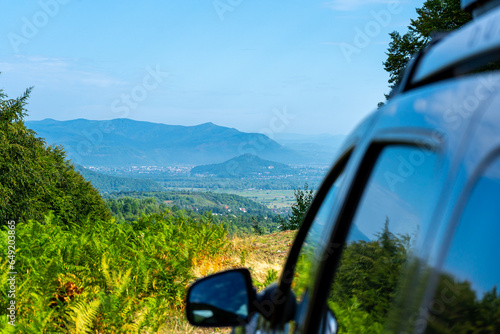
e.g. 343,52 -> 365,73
337,5 -> 500,158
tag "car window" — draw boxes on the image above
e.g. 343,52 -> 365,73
423,157 -> 500,333
287,160 -> 348,331
327,145 -> 439,333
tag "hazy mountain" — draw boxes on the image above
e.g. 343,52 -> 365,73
26,118 -> 300,167
191,154 -> 296,178
273,133 -> 346,165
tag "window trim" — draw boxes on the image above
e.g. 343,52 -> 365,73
302,139 -> 442,333
271,148 -> 353,326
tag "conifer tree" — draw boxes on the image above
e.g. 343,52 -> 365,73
0,84 -> 111,225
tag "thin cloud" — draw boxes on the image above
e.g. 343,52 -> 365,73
321,41 -> 389,45
323,0 -> 402,11
0,56 -> 127,88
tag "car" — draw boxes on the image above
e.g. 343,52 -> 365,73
185,0 -> 500,332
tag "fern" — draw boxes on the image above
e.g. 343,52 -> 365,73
69,299 -> 100,334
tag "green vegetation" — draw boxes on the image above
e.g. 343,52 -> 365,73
328,222 -> 410,332
104,192 -> 279,236
158,175 -> 322,191
107,191 -> 274,217
0,211 -> 230,332
383,0 -> 471,95
75,165 -> 165,194
0,87 -> 110,226
191,153 -> 296,178
278,183 -> 314,230
324,223 -> 500,333
425,275 -> 500,333
221,189 -> 295,210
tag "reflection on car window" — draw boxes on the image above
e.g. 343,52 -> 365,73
290,164 -> 347,325
424,157 -> 500,333
328,146 -> 438,333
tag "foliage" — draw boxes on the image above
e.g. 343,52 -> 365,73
106,192 -> 279,235
383,0 -> 471,92
0,87 -> 110,225
252,218 -> 265,235
278,183 -> 314,230
107,191 -> 274,218
0,211 -> 230,332
327,220 -> 500,332
330,222 -> 410,326
75,165 -> 164,194
106,196 -> 168,222
425,275 -> 500,333
326,221 -> 409,333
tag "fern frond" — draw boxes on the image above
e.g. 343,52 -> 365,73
69,298 -> 100,334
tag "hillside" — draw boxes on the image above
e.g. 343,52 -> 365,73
106,190 -> 275,218
25,118 -> 300,166
190,154 -> 296,178
75,165 -> 165,193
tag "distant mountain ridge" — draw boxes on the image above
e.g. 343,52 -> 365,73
26,118 -> 300,167
191,154 -> 296,178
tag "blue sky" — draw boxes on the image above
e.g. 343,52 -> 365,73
1,0 -> 424,135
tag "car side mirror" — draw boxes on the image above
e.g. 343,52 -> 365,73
186,268 -> 256,327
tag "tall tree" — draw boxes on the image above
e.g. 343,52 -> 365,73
279,183 -> 314,230
383,0 -> 471,92
0,85 -> 111,225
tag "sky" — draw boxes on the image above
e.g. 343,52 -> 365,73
0,0 -> 425,136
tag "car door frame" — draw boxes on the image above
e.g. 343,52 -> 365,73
297,131 -> 445,333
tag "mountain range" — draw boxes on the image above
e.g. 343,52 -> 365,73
26,118 -> 300,167
26,118 -> 346,167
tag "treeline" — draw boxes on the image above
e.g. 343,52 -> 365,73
75,165 -> 164,194
105,194 -> 279,235
157,176 -> 321,191
101,172 -> 323,191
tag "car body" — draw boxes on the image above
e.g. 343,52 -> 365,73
186,1 -> 500,333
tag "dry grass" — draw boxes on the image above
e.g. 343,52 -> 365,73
163,230 -> 297,333
190,230 -> 296,284
227,230 -> 296,284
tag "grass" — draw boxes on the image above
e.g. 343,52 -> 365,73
188,229 -> 296,286
171,229 -> 297,333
